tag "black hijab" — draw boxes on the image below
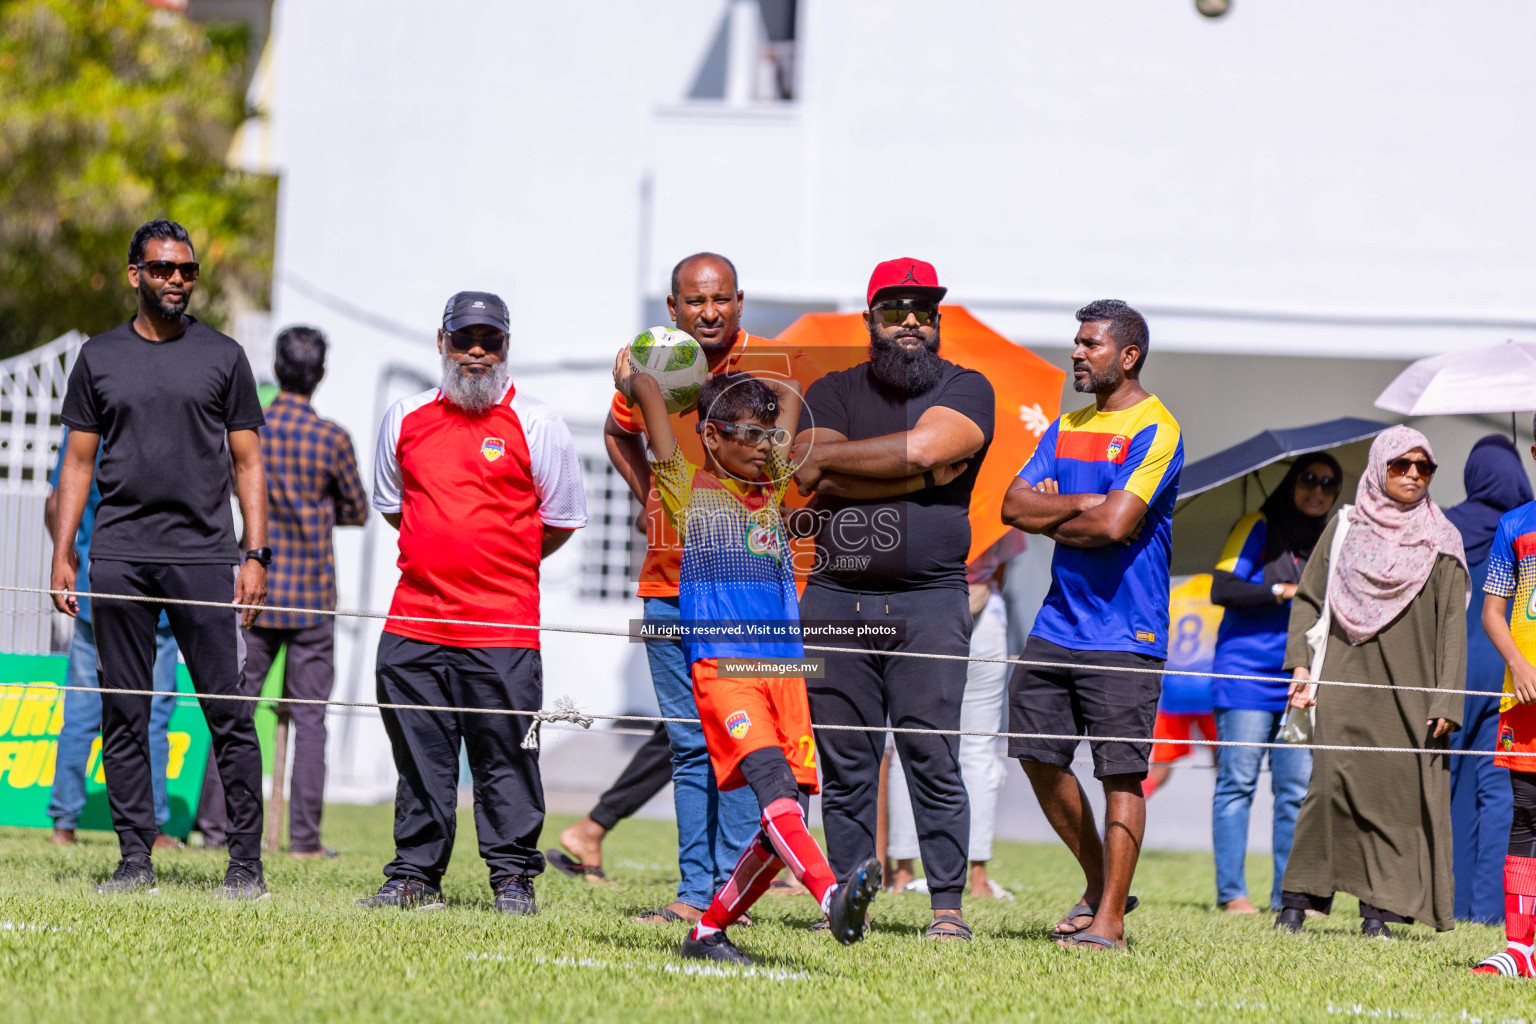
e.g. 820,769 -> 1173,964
1445,435 -> 1534,564
1257,451 -> 1343,581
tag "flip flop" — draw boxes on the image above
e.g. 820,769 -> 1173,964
634,906 -> 687,924
1050,895 -> 1140,939
924,914 -> 973,941
1059,932 -> 1125,952
545,849 -> 609,883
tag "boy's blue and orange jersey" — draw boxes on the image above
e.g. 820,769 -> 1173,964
1208,512 -> 1292,711
648,441 -> 802,665
1016,395 -> 1183,658
1484,501 -> 1536,771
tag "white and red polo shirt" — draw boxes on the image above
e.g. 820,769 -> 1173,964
372,378 -> 586,648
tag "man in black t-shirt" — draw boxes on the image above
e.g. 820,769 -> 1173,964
791,258 -> 994,940
52,220 -> 271,899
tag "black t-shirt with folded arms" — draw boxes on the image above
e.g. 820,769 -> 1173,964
60,318 -> 266,564
797,359 -> 994,592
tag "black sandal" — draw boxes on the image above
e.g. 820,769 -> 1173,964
546,850 -> 609,882
1050,895 -> 1139,939
634,906 -> 686,923
925,914 -> 973,941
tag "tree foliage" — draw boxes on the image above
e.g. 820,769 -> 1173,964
0,0 -> 275,358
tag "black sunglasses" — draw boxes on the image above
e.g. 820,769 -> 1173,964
1298,471 -> 1341,493
1387,457 -> 1437,479
445,329 -> 508,354
872,298 -> 938,326
135,260 -> 200,282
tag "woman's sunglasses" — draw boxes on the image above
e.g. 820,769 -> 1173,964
445,329 -> 508,354
1386,457 -> 1437,479
135,260 -> 200,282
872,298 -> 938,326
1297,471 -> 1341,493
698,420 -> 790,447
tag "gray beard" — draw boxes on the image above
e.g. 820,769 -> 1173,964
440,353 -> 508,415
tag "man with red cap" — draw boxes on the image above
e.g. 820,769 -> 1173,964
791,258 -> 994,939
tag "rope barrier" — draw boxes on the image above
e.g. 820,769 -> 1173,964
0,584 -> 1522,759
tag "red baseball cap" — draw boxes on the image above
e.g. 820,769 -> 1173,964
866,257 -> 947,307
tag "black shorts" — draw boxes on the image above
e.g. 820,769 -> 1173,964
1008,635 -> 1164,779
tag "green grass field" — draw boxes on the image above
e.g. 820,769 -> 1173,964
1,804 -> 1531,1024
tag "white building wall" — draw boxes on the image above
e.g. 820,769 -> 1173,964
264,0 -> 1536,799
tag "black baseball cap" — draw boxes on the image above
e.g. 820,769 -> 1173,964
442,291 -> 510,332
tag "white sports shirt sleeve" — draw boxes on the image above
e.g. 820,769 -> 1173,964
371,388 -> 437,515
512,392 -> 588,528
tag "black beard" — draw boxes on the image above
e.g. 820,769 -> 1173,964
868,330 -> 942,396
1071,365 -> 1122,394
137,277 -> 187,319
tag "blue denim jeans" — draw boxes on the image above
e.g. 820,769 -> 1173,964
47,618 -> 179,830
1449,691 -> 1513,923
644,596 -> 758,909
1211,706 -> 1313,909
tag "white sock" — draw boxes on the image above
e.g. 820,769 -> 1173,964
691,921 -> 721,940
820,883 -> 838,917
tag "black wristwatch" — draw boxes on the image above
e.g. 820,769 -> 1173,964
244,547 -> 273,567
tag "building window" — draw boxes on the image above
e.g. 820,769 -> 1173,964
579,455 -> 642,601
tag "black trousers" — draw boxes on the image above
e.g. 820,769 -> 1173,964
200,622 -> 335,852
591,723 -> 672,832
91,560 -> 264,861
376,633 -> 545,886
800,583 -> 971,910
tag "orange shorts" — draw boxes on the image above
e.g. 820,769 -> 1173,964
1495,702 -> 1536,772
691,658 -> 819,794
1150,711 -> 1216,764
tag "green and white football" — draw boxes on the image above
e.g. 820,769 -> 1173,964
628,326 -> 708,413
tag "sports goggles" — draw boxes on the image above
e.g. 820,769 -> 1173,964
698,420 -> 790,447
1386,457 -> 1437,479
135,260 -> 200,282
872,298 -> 938,326
1297,471 -> 1340,493
445,329 -> 508,354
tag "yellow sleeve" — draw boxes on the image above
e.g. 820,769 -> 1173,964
1120,421 -> 1181,505
765,445 -> 794,508
1216,513 -> 1265,573
647,442 -> 697,536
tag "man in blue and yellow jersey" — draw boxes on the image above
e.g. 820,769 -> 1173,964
1001,299 -> 1183,952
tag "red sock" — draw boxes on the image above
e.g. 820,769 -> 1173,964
761,797 -> 837,907
696,834 -> 782,935
1506,856 -> 1536,949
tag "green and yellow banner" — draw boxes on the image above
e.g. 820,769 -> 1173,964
0,652 -> 210,837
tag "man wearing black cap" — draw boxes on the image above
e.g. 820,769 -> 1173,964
790,258 -> 994,939
358,290 -> 587,914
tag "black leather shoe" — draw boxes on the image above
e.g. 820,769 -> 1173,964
94,855 -> 157,895
492,875 -> 538,916
681,929 -> 754,965
828,857 -> 882,945
356,877 -> 444,910
1361,917 -> 1394,939
1274,908 -> 1305,933
215,859 -> 270,900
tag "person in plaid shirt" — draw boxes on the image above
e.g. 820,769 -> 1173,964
199,325 -> 368,857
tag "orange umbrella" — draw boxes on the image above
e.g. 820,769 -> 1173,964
775,306 -> 1065,561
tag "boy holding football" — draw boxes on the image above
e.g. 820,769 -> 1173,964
1473,428 -> 1536,978
612,348 -> 881,964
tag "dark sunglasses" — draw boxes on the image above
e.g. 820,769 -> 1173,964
872,298 -> 938,326
135,260 -> 200,282
1386,457 -> 1437,479
1298,471 -> 1341,493
698,420 -> 789,447
445,329 -> 508,354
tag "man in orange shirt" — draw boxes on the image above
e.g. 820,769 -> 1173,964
597,252 -> 821,924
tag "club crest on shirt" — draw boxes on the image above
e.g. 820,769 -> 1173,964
1502,724 -> 1515,751
481,437 -> 506,462
745,520 -> 781,561
726,710 -> 751,739
1106,434 -> 1129,461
